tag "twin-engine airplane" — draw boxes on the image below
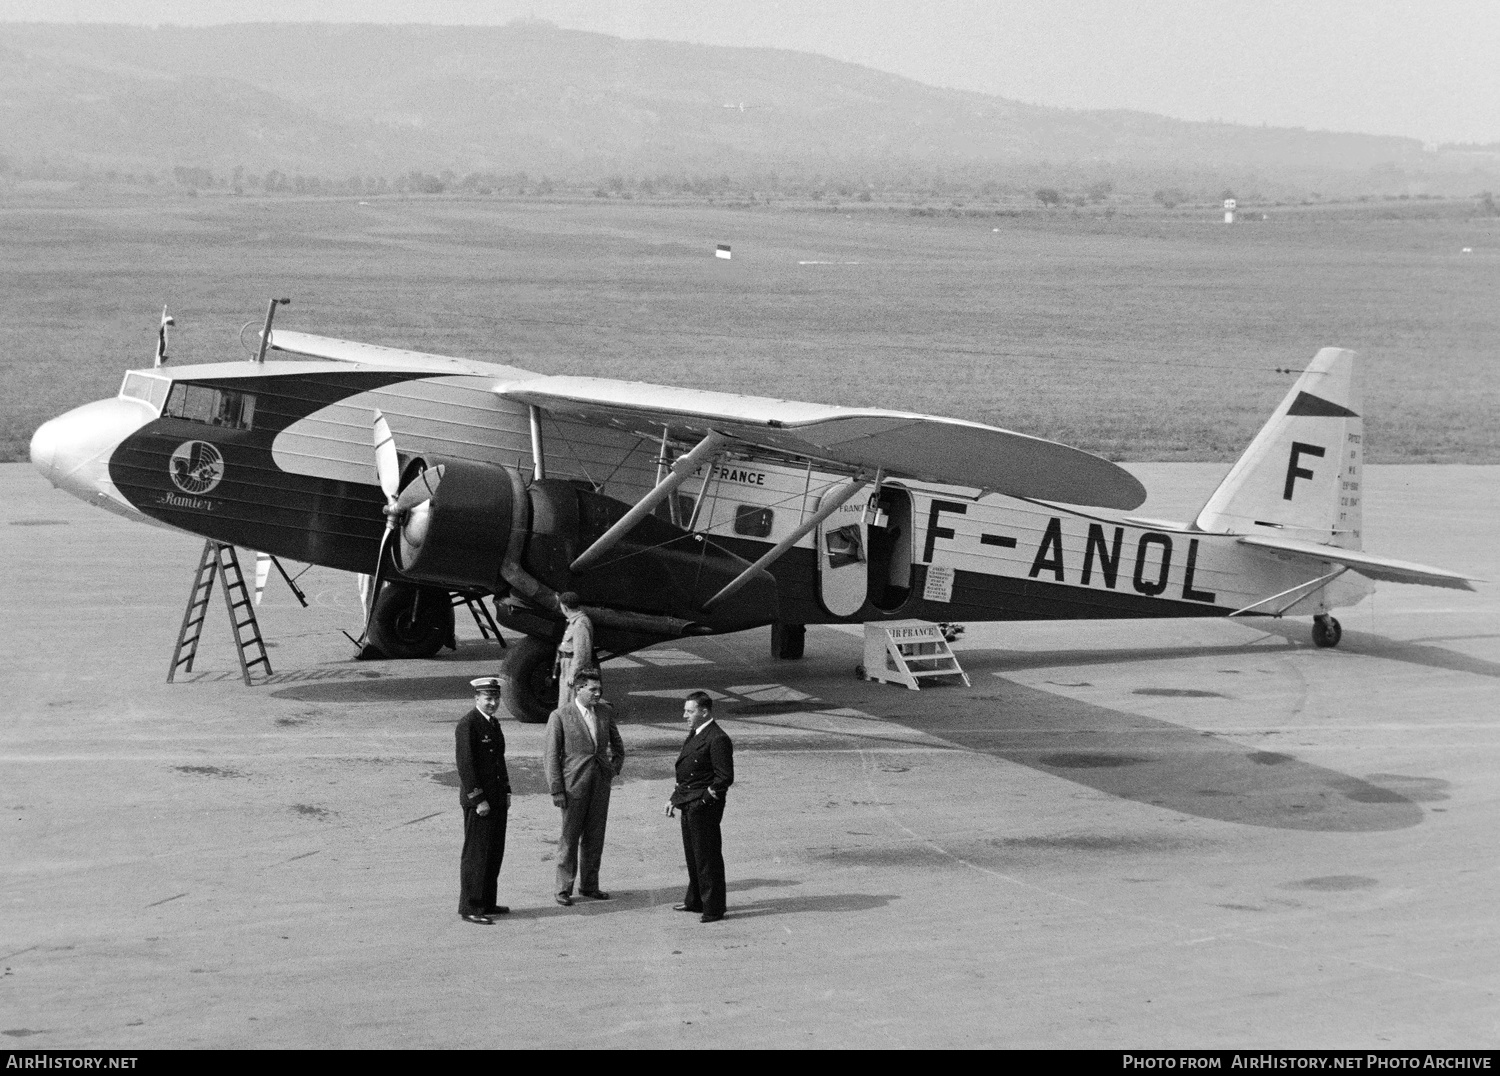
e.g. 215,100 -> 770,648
30,323 -> 1478,721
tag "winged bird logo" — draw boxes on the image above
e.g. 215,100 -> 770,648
169,441 -> 225,495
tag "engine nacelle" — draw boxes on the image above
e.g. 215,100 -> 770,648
391,465 -> 776,636
395,458 -> 527,591
523,479 -> 777,632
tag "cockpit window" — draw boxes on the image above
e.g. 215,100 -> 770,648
119,371 -> 169,412
164,383 -> 256,431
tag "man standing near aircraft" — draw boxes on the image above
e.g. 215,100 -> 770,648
666,691 -> 734,923
554,592 -> 594,709
455,676 -> 511,925
544,669 -> 625,906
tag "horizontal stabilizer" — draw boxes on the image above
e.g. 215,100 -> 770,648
1238,535 -> 1480,591
498,376 -> 1147,509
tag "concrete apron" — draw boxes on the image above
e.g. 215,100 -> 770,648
2,463 -> 1497,1048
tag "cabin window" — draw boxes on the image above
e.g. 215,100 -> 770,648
164,383 -> 256,431
119,371 -> 169,412
825,524 -> 865,568
733,505 -> 774,538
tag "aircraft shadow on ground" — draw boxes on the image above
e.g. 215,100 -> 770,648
271,674 -> 483,703
983,622 -> 1500,681
494,889 -> 893,922
873,663 -> 1425,834
263,627 -> 1471,833
429,754 -> 682,795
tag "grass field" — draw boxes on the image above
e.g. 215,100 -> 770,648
2,191 -> 1496,463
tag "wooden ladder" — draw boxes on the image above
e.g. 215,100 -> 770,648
168,540 -> 273,685
452,591 -> 507,648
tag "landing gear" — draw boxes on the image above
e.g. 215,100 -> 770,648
366,582 -> 454,658
502,635 -> 559,723
771,622 -> 806,660
1312,614 -> 1342,649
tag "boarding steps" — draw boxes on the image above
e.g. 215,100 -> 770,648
168,541 -> 273,685
860,621 -> 970,690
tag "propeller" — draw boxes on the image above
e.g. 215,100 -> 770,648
360,410 -> 403,641
394,462 -> 443,566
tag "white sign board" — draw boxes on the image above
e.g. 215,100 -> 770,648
923,564 -> 954,603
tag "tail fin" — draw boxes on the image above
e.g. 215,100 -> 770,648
1195,348 -> 1363,549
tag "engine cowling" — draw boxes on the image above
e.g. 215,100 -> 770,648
524,479 -> 776,631
394,458 -> 526,591
388,461 -> 777,636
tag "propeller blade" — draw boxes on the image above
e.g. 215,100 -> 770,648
254,551 -> 271,606
360,529 -> 394,642
394,462 -> 442,514
373,410 -> 399,502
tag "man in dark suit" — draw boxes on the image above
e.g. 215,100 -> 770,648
455,676 -> 511,925
665,691 -> 734,923
544,668 -> 625,906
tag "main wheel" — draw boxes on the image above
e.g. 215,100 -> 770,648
771,622 -> 806,660
366,583 -> 454,659
502,635 -> 559,723
1312,615 -> 1342,649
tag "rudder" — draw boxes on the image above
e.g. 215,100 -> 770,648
1195,348 -> 1363,550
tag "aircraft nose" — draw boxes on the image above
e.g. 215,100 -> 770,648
30,397 -> 155,513
28,417 -> 58,476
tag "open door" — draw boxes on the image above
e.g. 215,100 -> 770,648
866,485 -> 914,612
817,490 -> 869,617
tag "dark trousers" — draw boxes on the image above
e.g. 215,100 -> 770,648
459,803 -> 508,915
556,774 -> 612,895
679,796 -> 727,916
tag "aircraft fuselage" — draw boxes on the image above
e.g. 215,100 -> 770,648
31,358 -> 1370,639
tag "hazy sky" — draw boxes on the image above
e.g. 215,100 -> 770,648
4,0 -> 1497,145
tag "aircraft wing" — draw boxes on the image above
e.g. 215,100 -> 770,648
1238,535 -> 1480,591
267,330 -> 514,376
497,375 -> 1148,510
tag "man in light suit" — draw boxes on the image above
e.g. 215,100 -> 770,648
665,691 -> 734,923
455,676 -> 511,925
544,668 -> 625,906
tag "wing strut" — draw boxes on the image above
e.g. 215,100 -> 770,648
570,432 -> 726,573
528,405 -> 546,481
1227,567 -> 1350,618
703,475 -> 869,610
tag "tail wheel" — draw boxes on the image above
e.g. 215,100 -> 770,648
367,583 -> 454,659
502,635 -> 559,724
1312,615 -> 1342,649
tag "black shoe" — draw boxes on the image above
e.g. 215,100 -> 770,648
460,913 -> 494,925
699,913 -> 724,923
555,893 -> 573,907
484,905 -> 511,915
672,903 -> 703,913
579,889 -> 610,900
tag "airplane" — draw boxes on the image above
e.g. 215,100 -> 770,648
29,320 -> 1479,722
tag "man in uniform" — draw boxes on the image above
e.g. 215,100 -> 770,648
553,591 -> 594,710
455,676 -> 511,924
665,691 -> 734,923
544,668 -> 625,906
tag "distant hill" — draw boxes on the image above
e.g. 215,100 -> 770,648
1,21 -> 1492,196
